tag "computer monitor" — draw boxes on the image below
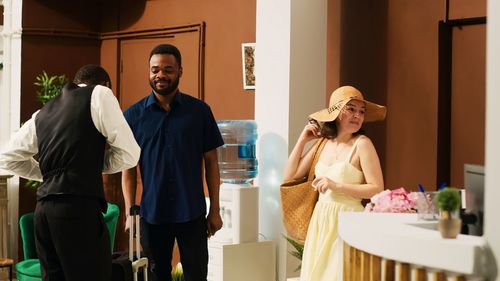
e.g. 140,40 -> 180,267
463,163 -> 484,236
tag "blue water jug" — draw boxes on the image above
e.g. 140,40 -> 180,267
216,120 -> 258,184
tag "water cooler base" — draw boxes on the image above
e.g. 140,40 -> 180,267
207,239 -> 275,281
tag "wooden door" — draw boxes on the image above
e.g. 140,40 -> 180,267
119,33 -> 202,111
450,24 -> 486,187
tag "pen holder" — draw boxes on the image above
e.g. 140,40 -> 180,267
416,192 -> 439,220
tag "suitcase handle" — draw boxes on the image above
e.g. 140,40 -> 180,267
129,205 -> 140,216
128,205 -> 141,261
127,205 -> 148,281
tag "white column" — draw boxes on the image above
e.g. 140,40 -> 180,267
485,0 -> 500,280
255,0 -> 327,280
1,0 -> 23,261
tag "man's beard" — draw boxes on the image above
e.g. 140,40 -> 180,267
149,77 -> 180,96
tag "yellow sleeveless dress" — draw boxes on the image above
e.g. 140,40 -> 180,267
300,137 -> 365,281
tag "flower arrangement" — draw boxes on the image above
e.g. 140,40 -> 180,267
364,187 -> 419,213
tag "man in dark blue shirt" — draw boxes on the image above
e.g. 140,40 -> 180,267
122,44 -> 224,281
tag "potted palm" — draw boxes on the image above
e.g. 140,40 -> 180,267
436,187 -> 462,238
34,71 -> 69,105
283,235 -> 304,272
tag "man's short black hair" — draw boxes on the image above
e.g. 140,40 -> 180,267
73,64 -> 111,88
149,44 -> 182,67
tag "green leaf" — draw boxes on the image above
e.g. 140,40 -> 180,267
33,70 -> 68,106
25,179 -> 41,189
290,251 -> 302,260
283,235 -> 304,254
282,234 -> 304,271
436,187 -> 461,212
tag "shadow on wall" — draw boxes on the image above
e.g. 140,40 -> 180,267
257,132 -> 288,241
484,244 -> 498,280
31,0 -> 147,31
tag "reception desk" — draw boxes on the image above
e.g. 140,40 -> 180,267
338,212 -> 489,281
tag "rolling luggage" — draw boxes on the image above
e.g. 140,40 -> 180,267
112,205 -> 148,281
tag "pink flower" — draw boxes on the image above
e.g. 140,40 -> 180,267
364,187 -> 418,213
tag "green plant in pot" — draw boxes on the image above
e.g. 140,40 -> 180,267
25,71 -> 69,189
34,71 -> 69,105
283,234 -> 304,272
436,187 -> 462,239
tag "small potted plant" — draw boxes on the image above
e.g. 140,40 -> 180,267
436,187 -> 462,238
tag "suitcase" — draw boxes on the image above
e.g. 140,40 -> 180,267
112,205 -> 148,281
111,251 -> 134,281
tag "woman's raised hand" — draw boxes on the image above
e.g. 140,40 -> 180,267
299,120 -> 321,142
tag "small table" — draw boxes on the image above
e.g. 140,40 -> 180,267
0,258 -> 13,281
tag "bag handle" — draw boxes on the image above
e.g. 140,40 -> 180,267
306,138 -> 328,181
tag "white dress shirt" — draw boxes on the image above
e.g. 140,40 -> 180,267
0,84 -> 140,181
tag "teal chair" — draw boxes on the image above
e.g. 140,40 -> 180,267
16,202 -> 120,281
104,203 -> 120,253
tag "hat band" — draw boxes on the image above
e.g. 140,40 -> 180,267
327,99 -> 347,114
327,96 -> 365,114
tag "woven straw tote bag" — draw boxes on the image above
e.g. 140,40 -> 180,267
280,138 -> 327,243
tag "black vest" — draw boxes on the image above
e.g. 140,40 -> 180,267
35,83 -> 106,208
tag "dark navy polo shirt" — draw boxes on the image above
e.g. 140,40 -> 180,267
123,91 -> 224,224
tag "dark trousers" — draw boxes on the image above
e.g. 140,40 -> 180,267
34,196 -> 111,281
140,215 -> 208,281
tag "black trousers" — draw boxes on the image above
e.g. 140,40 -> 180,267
140,215 -> 208,281
34,195 -> 111,281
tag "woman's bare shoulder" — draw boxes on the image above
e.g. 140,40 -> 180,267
356,135 -> 376,150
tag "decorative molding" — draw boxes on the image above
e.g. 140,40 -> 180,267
1,28 -> 23,38
1,0 -> 22,262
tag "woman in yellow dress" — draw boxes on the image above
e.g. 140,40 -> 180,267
283,85 -> 386,281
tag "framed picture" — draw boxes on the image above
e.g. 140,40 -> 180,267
241,43 -> 256,90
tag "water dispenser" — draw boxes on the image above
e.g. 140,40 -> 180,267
214,120 -> 259,244
207,121 -> 275,281
216,120 -> 258,183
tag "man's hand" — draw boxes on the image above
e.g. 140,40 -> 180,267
124,215 -> 132,232
206,209 -> 223,237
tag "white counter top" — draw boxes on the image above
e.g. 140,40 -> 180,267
338,212 -> 489,276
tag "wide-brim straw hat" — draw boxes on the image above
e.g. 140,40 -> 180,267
308,85 -> 387,123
